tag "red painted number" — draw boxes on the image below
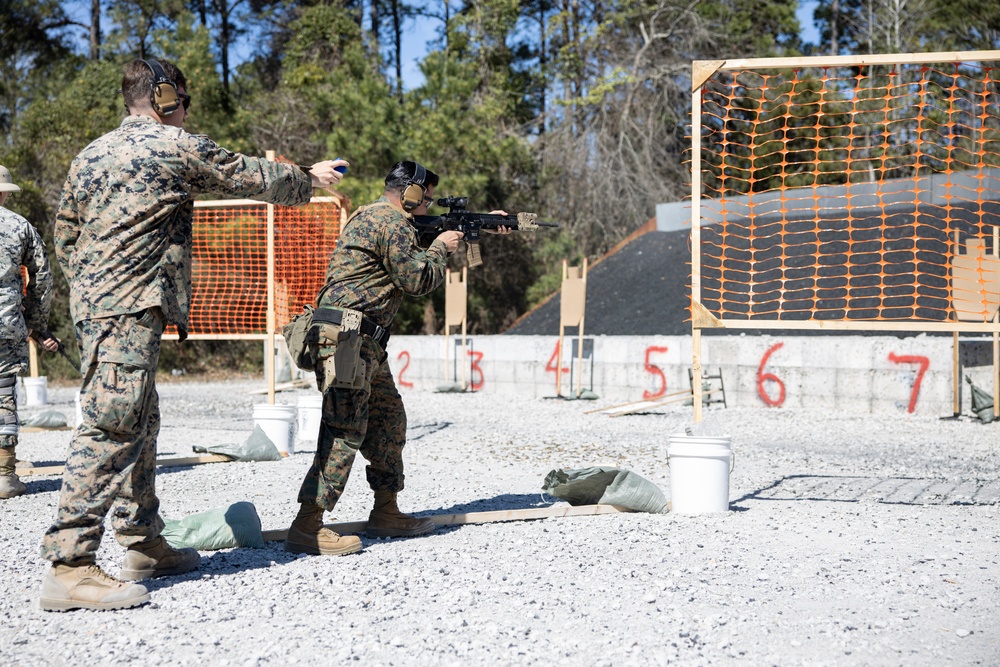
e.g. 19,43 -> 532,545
396,350 -> 414,388
643,346 -> 669,399
757,342 -> 786,407
546,341 -> 571,391
468,350 -> 485,391
888,352 -> 930,413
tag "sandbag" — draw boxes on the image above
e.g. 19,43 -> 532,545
542,466 -> 669,514
161,501 -> 265,551
20,410 -> 69,428
192,425 -> 282,462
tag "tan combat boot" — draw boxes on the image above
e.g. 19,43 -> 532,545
366,491 -> 436,538
120,536 -> 200,581
40,562 -> 150,611
0,449 -> 26,499
285,503 -> 362,556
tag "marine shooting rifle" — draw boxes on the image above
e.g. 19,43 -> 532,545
412,196 -> 558,267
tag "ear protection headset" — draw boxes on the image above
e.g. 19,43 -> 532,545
143,59 -> 181,117
400,163 -> 428,212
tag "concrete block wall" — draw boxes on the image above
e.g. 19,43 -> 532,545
383,334 -> 980,416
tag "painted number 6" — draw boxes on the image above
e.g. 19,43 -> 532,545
757,342 -> 786,407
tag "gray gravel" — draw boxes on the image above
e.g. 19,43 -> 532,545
2,379 -> 999,666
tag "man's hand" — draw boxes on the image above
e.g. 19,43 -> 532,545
28,329 -> 61,352
483,210 -> 512,235
309,159 -> 350,188
436,231 -> 464,254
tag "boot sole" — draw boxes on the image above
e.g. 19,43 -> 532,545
284,540 -> 363,556
365,524 -> 436,539
39,592 -> 150,611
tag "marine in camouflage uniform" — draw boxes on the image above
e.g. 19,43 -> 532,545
0,165 -> 54,500
38,59 -> 348,611
285,161 -> 464,556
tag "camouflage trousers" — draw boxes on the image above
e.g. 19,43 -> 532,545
40,309 -> 165,565
0,337 -> 28,451
298,339 -> 406,510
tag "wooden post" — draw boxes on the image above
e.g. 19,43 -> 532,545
576,258 -> 587,397
691,72 -> 704,424
556,259 -> 567,397
265,149 -> 277,405
28,339 -> 38,377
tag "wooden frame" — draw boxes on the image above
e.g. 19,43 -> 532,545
690,50 -> 1000,422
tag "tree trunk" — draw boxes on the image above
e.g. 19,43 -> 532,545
391,0 -> 403,101
370,0 -> 380,50
830,0 -> 839,56
90,0 -> 101,60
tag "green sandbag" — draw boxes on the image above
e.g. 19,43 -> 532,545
20,410 -> 69,428
161,501 -> 265,550
542,466 -> 669,514
192,425 -> 282,462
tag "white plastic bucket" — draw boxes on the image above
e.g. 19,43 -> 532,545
74,390 -> 83,427
252,403 -> 296,456
296,395 -> 323,443
24,376 -> 47,407
667,434 -> 734,514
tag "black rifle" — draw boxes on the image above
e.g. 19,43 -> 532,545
29,330 -> 80,372
412,196 -> 558,267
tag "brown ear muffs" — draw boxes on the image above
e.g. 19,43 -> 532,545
143,59 -> 181,117
400,163 -> 427,212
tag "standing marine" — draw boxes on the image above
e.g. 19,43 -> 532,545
0,165 -> 59,500
39,58 -> 348,611
285,161 -> 508,556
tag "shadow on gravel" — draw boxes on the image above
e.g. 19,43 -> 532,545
426,493 -> 551,517
24,478 -> 62,494
142,546 -> 300,592
733,474 -> 1000,507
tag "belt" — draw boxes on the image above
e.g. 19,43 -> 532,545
312,308 -> 391,349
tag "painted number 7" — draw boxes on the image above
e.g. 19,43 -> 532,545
887,352 -> 929,414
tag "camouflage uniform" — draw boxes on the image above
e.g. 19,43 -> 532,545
41,114 -> 313,565
0,205 -> 53,453
297,197 -> 449,510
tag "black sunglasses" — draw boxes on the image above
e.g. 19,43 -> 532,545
178,93 -> 191,111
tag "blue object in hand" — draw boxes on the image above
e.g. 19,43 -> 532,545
334,158 -> 348,174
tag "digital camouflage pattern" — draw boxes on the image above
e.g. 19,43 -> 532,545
318,197 -> 449,328
0,206 -> 52,340
54,114 -> 313,334
0,205 -> 52,452
41,309 -> 165,564
298,338 -> 406,508
0,338 -> 28,449
302,197 -> 450,508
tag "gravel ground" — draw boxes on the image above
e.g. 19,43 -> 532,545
2,379 -> 999,666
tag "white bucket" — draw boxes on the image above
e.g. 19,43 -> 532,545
296,395 -> 323,443
252,403 -> 296,456
24,376 -> 47,407
74,390 -> 83,427
667,434 -> 734,514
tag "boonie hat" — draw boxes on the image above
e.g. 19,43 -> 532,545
0,165 -> 21,193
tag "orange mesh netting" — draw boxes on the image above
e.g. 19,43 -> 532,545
188,197 -> 343,336
696,59 -> 1000,325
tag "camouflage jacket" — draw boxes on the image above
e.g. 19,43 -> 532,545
0,206 -> 52,339
55,114 -> 313,334
318,197 -> 449,329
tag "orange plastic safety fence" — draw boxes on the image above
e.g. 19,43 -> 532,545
696,59 -> 1000,324
188,198 -> 342,336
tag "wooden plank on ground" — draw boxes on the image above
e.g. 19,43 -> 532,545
19,454 -> 234,477
248,378 -> 311,395
21,426 -> 73,433
261,504 -> 626,542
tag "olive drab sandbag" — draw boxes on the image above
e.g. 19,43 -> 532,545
283,305 -> 319,371
542,466 -> 670,514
